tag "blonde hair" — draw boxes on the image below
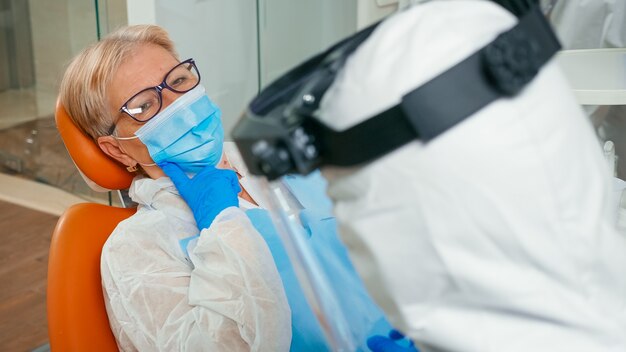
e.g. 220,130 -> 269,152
59,25 -> 177,140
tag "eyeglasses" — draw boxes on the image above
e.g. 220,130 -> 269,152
119,58 -> 201,123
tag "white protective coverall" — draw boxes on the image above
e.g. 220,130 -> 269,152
100,144 -> 291,351
317,1 -> 626,351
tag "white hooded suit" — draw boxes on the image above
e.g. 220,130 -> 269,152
317,1 -> 626,351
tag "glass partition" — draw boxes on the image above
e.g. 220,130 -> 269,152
0,0 -> 128,205
137,0 -> 362,136
257,0 -> 357,88
0,0 -> 96,192
0,0 -> 393,204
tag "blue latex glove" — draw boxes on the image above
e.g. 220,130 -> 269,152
367,330 -> 419,352
159,162 -> 241,230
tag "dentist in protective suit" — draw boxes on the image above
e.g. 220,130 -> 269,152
230,0 -> 626,351
316,1 -> 626,351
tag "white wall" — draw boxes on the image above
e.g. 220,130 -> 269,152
127,0 -> 156,28
258,0 -> 357,87
129,0 -> 258,137
357,0 -> 398,30
126,0 -> 397,137
28,0 -> 98,117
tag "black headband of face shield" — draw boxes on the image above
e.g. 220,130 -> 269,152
232,0 -> 561,180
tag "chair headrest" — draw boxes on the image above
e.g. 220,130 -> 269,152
55,100 -> 134,191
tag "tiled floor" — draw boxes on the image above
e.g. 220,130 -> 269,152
0,172 -> 86,217
0,102 -> 119,352
0,115 -> 111,206
0,200 -> 58,351
0,88 -> 55,130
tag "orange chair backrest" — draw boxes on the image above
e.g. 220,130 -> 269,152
54,100 -> 133,190
47,203 -> 136,351
49,101 -> 137,351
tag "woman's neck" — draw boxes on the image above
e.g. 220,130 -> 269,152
219,152 -> 258,206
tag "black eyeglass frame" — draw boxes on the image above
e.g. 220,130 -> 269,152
118,58 -> 201,123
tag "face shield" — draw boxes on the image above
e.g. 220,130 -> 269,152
232,0 -> 561,349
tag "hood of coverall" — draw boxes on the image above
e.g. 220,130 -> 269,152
317,1 -> 626,351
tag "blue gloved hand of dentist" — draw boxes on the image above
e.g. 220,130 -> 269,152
367,329 -> 419,352
159,162 -> 241,230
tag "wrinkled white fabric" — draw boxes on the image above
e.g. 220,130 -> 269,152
101,147 -> 291,351
318,1 -> 626,351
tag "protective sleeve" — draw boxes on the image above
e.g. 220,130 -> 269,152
101,207 -> 291,352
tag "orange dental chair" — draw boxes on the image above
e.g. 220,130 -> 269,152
47,101 -> 136,351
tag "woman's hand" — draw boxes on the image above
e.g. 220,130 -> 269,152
159,162 -> 241,230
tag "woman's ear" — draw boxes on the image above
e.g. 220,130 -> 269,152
97,135 -> 137,168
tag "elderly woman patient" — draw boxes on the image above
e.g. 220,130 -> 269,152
59,25 -> 291,351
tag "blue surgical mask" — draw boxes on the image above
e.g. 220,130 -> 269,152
117,85 -> 224,174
